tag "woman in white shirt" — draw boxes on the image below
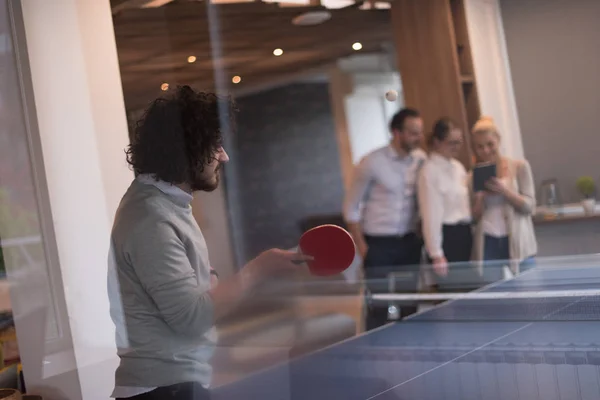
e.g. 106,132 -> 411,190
470,116 -> 537,281
418,118 -> 472,277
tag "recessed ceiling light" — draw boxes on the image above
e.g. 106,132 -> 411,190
232,76 -> 241,84
273,48 -> 284,56
292,11 -> 331,26
141,0 -> 175,8
352,42 -> 363,51
320,0 -> 354,9
375,2 -> 391,9
161,83 -> 169,91
187,55 -> 197,63
359,1 -> 390,10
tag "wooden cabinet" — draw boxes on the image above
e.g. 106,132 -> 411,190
391,0 -> 481,167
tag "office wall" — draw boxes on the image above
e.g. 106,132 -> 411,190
227,82 -> 345,262
500,0 -> 600,203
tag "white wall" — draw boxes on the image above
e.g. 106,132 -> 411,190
344,73 -> 402,163
337,54 -> 403,164
17,0 -> 132,398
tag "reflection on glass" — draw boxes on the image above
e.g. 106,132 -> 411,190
0,0 -> 58,342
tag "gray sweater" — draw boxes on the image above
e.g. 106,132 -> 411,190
108,177 -> 216,393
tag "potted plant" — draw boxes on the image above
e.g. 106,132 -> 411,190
576,176 -> 596,215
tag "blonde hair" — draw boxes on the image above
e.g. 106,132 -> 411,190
472,116 -> 500,137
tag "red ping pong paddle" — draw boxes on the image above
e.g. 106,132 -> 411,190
297,224 -> 356,276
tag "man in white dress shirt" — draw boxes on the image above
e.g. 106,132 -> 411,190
343,108 -> 426,330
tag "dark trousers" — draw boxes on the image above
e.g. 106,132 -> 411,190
117,382 -> 210,400
363,233 -> 423,331
429,223 -> 474,291
440,223 -> 473,264
483,234 -> 511,282
483,235 -> 536,282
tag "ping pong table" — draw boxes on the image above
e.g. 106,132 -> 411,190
212,257 -> 600,400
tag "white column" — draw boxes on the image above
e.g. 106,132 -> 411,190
344,71 -> 403,163
17,0 -> 132,398
329,54 -> 403,175
464,0 -> 525,159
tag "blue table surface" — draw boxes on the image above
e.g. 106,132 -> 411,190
212,266 -> 600,400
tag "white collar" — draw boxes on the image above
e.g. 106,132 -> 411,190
430,152 -> 453,167
136,174 -> 193,207
386,144 -> 413,161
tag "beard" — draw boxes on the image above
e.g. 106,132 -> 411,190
401,141 -> 416,153
190,167 -> 221,192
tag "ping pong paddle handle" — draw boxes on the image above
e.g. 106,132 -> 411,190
291,248 -> 312,264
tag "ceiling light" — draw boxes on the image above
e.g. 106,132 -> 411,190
187,55 -> 197,63
140,0 -> 175,8
374,2 -> 391,9
263,0 -> 310,4
161,83 -> 169,91
292,11 -> 331,26
320,0 -> 354,9
352,42 -> 363,51
273,48 -> 284,56
359,1 -> 390,10
232,76 -> 241,84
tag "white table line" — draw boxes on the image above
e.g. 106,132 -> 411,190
371,288 -> 600,302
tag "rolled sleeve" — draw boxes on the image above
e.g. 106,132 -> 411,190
343,158 -> 372,223
127,220 -> 214,336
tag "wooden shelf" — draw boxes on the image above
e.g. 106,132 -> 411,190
451,0 -> 479,165
534,213 -> 600,225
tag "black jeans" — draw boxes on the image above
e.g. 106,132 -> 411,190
363,233 -> 423,330
117,382 -> 210,400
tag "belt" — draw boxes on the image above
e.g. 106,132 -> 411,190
364,232 -> 415,240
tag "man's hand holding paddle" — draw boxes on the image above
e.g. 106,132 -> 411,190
208,249 -> 312,321
209,224 -> 355,322
243,248 -> 313,286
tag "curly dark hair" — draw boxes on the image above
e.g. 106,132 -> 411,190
126,85 -> 236,184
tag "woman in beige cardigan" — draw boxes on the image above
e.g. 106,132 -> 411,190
470,116 -> 538,281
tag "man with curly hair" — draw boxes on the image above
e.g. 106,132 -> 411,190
108,86 -> 310,400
